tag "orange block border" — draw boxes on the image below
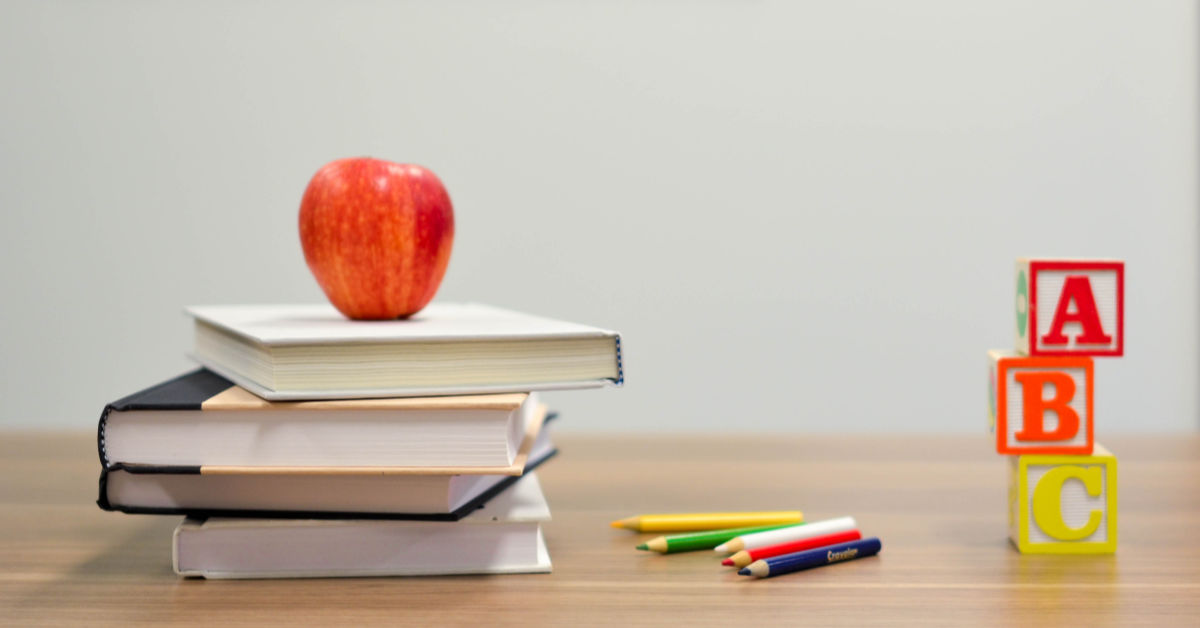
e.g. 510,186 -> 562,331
995,355 -> 1094,455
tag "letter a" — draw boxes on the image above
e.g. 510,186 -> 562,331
1013,371 -> 1079,441
1041,276 -> 1112,346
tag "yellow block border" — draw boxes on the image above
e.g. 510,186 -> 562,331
1014,447 -> 1117,554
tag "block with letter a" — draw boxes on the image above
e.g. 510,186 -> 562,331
1015,259 -> 1124,357
1008,444 -> 1117,554
988,350 -> 1093,455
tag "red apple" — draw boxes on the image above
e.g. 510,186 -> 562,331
299,158 -> 454,320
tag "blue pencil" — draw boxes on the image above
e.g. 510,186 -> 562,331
737,537 -> 881,578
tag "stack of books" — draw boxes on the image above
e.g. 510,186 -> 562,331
96,303 -> 623,578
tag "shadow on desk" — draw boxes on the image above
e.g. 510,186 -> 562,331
5,517 -> 176,624
71,518 -> 179,578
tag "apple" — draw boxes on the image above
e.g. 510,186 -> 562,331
299,158 -> 454,320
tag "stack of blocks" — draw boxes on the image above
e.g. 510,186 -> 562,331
988,259 -> 1124,554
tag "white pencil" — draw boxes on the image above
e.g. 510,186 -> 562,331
714,516 -> 857,553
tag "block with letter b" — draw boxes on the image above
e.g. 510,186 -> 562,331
1008,445 -> 1117,554
988,350 -> 1093,455
1015,259 -> 1124,357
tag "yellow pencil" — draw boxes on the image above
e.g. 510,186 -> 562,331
609,511 -> 803,533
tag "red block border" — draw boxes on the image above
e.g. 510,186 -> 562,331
1028,260 -> 1124,357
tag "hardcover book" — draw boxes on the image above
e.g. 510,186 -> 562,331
187,302 -> 624,400
98,369 -> 546,471
173,472 -> 554,579
99,413 -> 558,520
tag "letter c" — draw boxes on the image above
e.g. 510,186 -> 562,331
1031,465 -> 1103,541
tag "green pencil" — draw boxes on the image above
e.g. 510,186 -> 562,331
635,522 -> 806,554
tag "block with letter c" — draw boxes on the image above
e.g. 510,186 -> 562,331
1008,445 -> 1117,554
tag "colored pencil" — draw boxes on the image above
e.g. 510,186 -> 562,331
738,537 -> 881,578
722,529 -> 862,567
636,523 -> 804,554
610,511 -> 803,533
714,516 -> 856,553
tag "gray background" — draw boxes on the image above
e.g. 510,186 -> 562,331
1,1 -> 1196,432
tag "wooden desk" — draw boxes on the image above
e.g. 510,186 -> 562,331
1,433 -> 1198,626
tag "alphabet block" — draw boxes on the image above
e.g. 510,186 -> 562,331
988,350 -> 1093,455
1008,445 -> 1117,554
1015,259 -> 1124,357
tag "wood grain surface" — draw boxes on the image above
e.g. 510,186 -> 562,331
1,432 -> 1198,627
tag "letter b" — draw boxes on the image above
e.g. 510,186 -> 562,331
1013,371 -> 1079,442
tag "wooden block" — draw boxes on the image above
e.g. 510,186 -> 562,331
1008,444 -> 1117,554
1015,258 -> 1124,356
988,350 -> 1093,455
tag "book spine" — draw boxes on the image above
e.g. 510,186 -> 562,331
614,334 -> 625,385
96,404 -> 115,467
96,462 -> 204,512
97,368 -> 233,468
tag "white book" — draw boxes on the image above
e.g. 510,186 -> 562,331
187,302 -> 624,400
99,370 -> 545,470
173,473 -> 553,579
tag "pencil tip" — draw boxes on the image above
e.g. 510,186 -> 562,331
635,544 -> 648,551
721,559 -> 733,566
713,544 -> 728,553
737,568 -> 751,576
610,521 -> 623,529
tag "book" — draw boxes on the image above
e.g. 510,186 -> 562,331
98,416 -> 558,520
173,472 -> 553,579
186,302 -> 623,400
98,369 -> 545,470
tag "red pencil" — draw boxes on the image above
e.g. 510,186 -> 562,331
722,529 -> 863,568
